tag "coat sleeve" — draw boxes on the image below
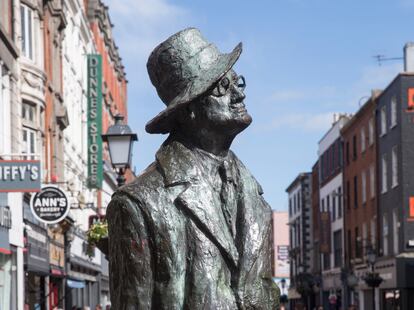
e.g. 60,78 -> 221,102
107,193 -> 153,309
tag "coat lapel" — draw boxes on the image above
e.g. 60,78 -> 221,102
233,155 -> 272,277
156,141 -> 239,268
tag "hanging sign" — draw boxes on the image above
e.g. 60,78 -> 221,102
30,186 -> 69,224
87,54 -> 103,189
0,160 -> 41,192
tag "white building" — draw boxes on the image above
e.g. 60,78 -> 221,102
317,114 -> 351,307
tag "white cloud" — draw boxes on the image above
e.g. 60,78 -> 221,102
107,0 -> 191,89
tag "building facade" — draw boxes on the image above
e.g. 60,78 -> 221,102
318,114 -> 350,309
374,73 -> 414,309
0,0 -> 130,308
272,211 -> 290,302
286,172 -> 312,308
341,92 -> 379,309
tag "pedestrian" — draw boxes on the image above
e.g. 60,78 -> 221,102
105,305 -> 111,310
95,305 -> 102,310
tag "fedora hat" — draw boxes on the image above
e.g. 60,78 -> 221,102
145,28 -> 242,134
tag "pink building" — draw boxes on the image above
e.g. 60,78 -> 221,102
272,211 -> 290,293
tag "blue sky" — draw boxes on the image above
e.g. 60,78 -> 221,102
108,0 -> 414,210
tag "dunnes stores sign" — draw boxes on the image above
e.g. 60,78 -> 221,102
87,54 -> 103,189
0,160 -> 41,192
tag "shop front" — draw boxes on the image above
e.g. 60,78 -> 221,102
48,227 -> 66,310
66,230 -> 102,309
24,222 -> 49,310
321,269 -> 343,310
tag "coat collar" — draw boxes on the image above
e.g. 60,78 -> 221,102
156,141 -> 239,267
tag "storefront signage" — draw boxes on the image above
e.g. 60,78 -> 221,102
320,211 -> 331,253
276,245 -> 290,276
87,54 -> 103,189
0,160 -> 41,192
30,186 -> 69,224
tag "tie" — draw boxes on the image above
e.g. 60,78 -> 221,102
219,160 -> 237,238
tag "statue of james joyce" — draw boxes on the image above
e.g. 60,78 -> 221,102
107,28 -> 279,309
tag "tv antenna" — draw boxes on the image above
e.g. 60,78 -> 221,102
373,54 -> 403,66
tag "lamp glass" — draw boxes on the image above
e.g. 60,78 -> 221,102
107,135 -> 132,168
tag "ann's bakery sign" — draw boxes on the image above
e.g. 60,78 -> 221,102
30,186 -> 69,224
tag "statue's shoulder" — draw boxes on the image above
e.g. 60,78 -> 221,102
117,161 -> 165,202
229,150 -> 264,195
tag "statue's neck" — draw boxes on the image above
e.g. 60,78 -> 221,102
169,130 -> 235,157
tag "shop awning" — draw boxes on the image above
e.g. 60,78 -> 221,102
67,279 -> 85,289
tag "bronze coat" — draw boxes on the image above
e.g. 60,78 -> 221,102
107,141 -> 279,309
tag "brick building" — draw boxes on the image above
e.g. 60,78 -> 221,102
341,91 -> 379,309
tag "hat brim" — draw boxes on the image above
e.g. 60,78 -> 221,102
145,42 -> 243,134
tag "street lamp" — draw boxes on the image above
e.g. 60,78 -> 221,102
102,114 -> 138,187
363,247 -> 383,310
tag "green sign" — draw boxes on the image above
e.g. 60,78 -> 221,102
87,55 -> 103,189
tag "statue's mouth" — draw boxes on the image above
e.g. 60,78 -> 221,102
231,102 -> 247,114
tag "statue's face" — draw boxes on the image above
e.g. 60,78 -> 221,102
192,69 -> 252,134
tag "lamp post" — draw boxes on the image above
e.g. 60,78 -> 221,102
364,247 -> 383,310
101,114 -> 138,187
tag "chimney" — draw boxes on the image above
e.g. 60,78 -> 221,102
404,43 -> 414,72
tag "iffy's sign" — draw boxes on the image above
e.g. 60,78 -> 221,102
0,160 -> 41,192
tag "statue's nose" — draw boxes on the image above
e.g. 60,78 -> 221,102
231,84 -> 245,102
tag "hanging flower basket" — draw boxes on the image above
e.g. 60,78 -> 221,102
87,221 -> 109,257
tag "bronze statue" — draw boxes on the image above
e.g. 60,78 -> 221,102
107,28 -> 279,309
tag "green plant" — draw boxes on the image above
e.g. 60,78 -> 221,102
86,221 -> 108,257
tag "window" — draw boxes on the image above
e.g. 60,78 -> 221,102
346,181 -> 350,210
333,230 -> 342,267
392,146 -> 398,188
355,227 -> 361,258
361,127 -> 366,153
382,154 -> 388,193
0,0 -> 13,37
370,164 -> 375,198
383,214 -> 389,256
354,175 -> 358,208
321,198 -> 325,212
22,127 -> 36,159
20,4 -> 34,60
327,194 -> 330,215
338,186 -> 342,218
346,141 -> 350,165
390,97 -> 397,128
371,218 -> 376,249
22,102 -> 35,123
362,170 -> 367,204
352,135 -> 357,160
380,106 -> 387,136
362,222 -> 368,256
348,230 -> 352,259
289,198 -> 292,216
332,193 -> 336,220
369,118 -> 374,146
393,210 -> 399,255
